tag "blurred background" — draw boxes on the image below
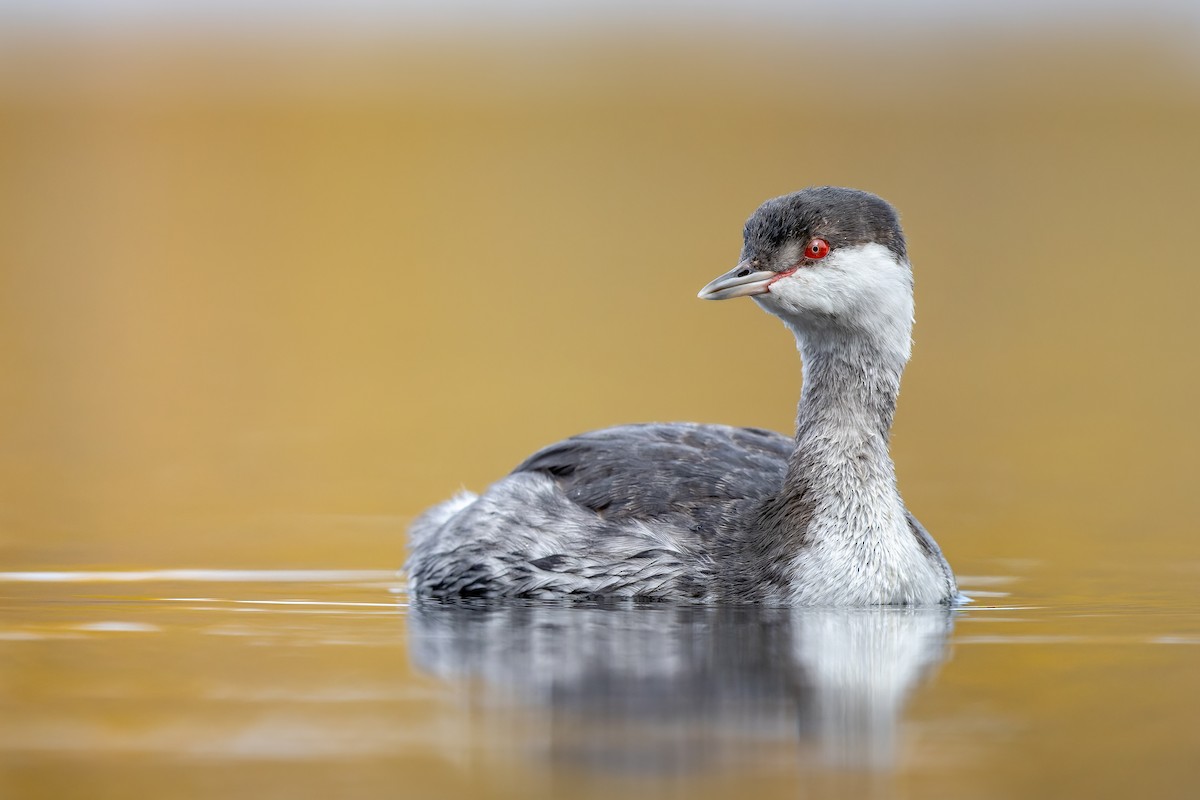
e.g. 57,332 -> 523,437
2,0 -> 1199,597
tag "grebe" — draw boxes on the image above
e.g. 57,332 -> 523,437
406,187 -> 956,605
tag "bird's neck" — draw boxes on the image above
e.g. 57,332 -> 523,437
763,330 -> 954,605
795,333 -> 903,444
766,329 -> 909,540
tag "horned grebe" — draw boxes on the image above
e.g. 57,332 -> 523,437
406,187 -> 956,605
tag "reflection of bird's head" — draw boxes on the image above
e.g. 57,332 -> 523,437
699,187 -> 914,360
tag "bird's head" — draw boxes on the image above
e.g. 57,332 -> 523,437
699,187 -> 915,359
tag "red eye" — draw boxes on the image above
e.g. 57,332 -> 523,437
805,238 -> 830,260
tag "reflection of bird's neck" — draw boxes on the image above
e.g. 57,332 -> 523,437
791,608 -> 952,767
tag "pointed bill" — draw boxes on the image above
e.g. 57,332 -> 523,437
697,261 -> 778,300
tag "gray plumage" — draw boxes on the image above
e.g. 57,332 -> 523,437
406,187 -> 958,605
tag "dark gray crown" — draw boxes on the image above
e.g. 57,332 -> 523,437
742,187 -> 907,263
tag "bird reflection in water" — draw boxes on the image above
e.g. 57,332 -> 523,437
407,602 -> 953,775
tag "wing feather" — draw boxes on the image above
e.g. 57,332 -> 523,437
512,423 -> 791,527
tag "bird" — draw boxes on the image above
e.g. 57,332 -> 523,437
405,187 -> 957,605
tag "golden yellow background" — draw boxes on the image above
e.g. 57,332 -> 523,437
2,23 -> 1198,592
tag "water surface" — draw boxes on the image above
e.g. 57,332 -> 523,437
2,568 -> 1198,799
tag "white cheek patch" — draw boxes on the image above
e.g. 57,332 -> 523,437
816,244 -> 910,307
795,280 -> 837,315
765,242 -> 913,336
